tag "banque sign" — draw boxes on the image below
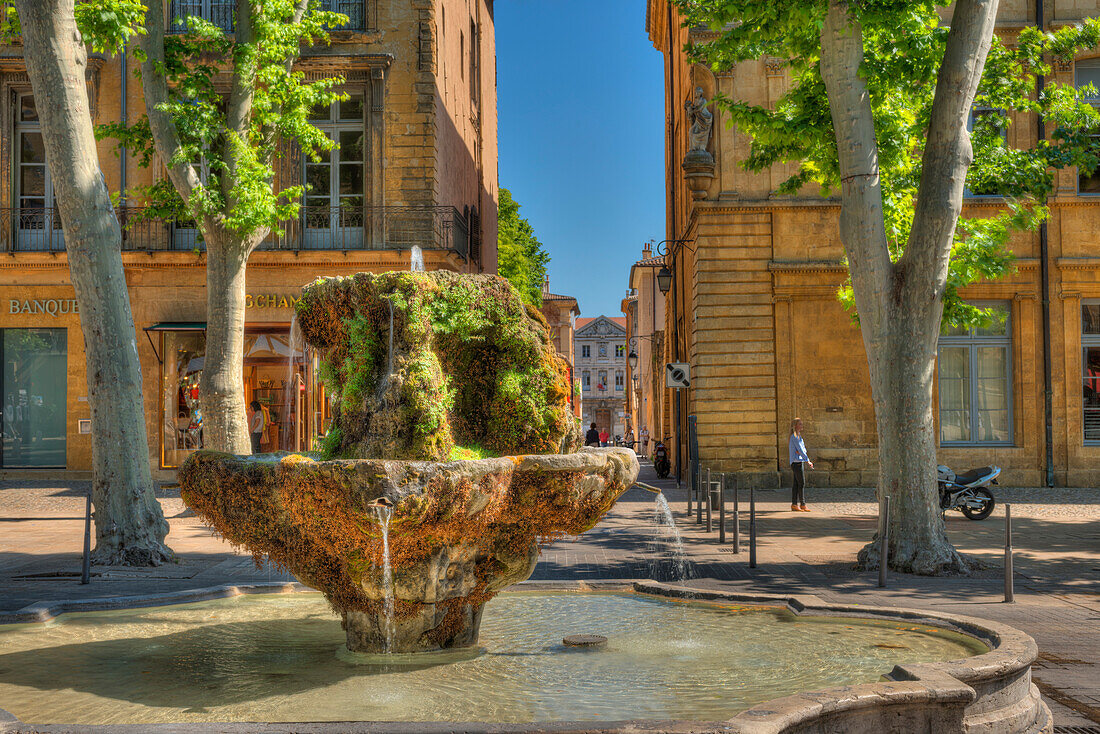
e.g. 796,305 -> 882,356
9,299 -> 79,317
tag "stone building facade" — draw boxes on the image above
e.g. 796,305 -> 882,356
0,0 -> 497,478
575,316 -> 628,439
538,279 -> 581,418
623,244 -> 667,456
648,0 -> 1100,487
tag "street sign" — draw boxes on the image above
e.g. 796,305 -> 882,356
666,362 -> 691,389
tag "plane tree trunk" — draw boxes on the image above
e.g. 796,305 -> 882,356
819,0 -> 998,574
13,0 -> 171,564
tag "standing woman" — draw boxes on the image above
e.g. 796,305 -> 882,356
788,418 -> 814,511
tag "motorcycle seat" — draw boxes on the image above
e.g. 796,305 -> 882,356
953,466 -> 995,485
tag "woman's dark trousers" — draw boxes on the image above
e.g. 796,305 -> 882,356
791,462 -> 805,506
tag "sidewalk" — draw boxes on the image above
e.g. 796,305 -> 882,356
1,470 -> 1098,727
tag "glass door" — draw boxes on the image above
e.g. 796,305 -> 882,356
2,329 -> 67,468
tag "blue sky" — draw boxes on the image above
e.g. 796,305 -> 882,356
496,0 -> 666,320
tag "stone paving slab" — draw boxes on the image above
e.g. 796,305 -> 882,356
0,469 -> 1098,726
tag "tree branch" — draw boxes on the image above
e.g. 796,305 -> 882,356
136,0 -> 204,205
901,0 -> 1000,294
819,0 -> 892,339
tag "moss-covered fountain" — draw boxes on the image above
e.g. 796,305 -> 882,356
179,271 -> 639,654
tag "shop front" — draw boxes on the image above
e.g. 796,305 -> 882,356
152,318 -> 332,470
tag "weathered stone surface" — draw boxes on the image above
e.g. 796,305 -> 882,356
179,448 -> 639,652
294,271 -> 578,462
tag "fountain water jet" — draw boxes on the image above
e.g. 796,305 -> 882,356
373,505 -> 395,653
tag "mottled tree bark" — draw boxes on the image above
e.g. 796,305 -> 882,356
13,0 -> 171,564
819,0 -> 998,574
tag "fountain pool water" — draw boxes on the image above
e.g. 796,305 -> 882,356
0,590 -> 986,726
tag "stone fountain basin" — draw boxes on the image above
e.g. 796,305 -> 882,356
177,447 -> 639,653
0,581 -> 1048,733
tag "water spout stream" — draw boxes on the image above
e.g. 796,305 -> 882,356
651,493 -> 691,583
373,505 -> 396,653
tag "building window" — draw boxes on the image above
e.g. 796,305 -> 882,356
469,18 -> 480,105
303,95 -> 365,246
1083,303 -> 1100,443
581,345 -> 590,359
615,344 -> 624,358
964,106 -> 1007,197
581,370 -> 590,389
14,94 -> 63,251
1076,59 -> 1100,194
615,371 -> 624,390
1,328 -> 66,468
169,0 -> 235,32
938,304 -> 1012,445
598,370 -> 607,391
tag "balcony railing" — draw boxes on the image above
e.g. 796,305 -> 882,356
0,206 -> 470,259
167,0 -> 367,33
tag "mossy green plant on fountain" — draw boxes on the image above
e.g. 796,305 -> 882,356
295,271 -> 578,461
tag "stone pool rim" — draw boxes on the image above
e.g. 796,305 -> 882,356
0,579 -> 1050,734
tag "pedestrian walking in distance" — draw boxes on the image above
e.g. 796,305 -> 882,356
585,422 -> 601,447
788,418 -> 813,512
249,400 -> 266,455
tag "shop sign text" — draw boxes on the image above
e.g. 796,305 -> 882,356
246,294 -> 300,309
9,299 -> 79,317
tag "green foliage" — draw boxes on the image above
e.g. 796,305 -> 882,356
96,0 -> 347,243
497,188 -> 550,308
677,0 -> 1100,328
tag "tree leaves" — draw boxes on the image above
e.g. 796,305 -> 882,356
497,188 -> 550,308
677,0 -> 1100,328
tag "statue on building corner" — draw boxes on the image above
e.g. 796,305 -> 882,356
682,87 -> 715,199
684,88 -> 714,156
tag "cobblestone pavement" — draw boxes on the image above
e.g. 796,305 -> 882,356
1,470 -> 1098,726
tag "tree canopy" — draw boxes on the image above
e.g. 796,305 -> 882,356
497,188 -> 550,308
677,0 -> 1100,328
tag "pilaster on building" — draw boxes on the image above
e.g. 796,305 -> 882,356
647,0 -> 1100,488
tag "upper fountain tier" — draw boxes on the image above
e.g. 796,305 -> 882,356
295,270 -> 580,462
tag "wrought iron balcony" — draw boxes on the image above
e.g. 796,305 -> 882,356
1,205 -> 471,260
167,0 -> 367,33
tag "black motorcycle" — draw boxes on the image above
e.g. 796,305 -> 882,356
937,464 -> 999,520
653,440 -> 670,479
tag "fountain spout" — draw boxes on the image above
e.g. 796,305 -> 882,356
633,482 -> 663,495
367,497 -> 394,508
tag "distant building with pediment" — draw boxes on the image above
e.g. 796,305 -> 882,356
574,316 -> 628,439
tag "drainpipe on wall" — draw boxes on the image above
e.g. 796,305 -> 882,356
120,47 -> 127,207
1037,0 -> 1055,487
666,0 -> 684,487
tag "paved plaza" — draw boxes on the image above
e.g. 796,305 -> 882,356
0,465 -> 1097,728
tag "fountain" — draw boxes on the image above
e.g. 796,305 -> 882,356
178,270 -> 635,653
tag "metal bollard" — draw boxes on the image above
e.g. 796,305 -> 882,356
878,496 -> 890,588
718,473 -> 726,544
749,485 -> 757,569
696,468 -> 704,524
1004,503 -> 1014,603
81,492 -> 92,585
705,468 -> 713,532
732,476 -> 739,553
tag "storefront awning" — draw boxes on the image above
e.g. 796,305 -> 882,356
143,322 -> 206,363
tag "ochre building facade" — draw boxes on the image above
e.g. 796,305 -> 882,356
648,0 -> 1100,488
0,0 -> 498,479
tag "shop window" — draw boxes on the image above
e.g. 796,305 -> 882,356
1076,60 -> 1100,194
2,329 -> 66,468
1082,303 -> 1100,443
303,94 -> 366,247
938,304 -> 1012,445
160,327 -> 310,467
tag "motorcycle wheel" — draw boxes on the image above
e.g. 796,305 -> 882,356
960,488 -> 996,521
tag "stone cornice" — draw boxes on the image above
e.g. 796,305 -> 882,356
1056,257 -> 1100,271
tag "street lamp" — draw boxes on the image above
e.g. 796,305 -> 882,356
628,349 -> 638,371
656,265 -> 672,294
